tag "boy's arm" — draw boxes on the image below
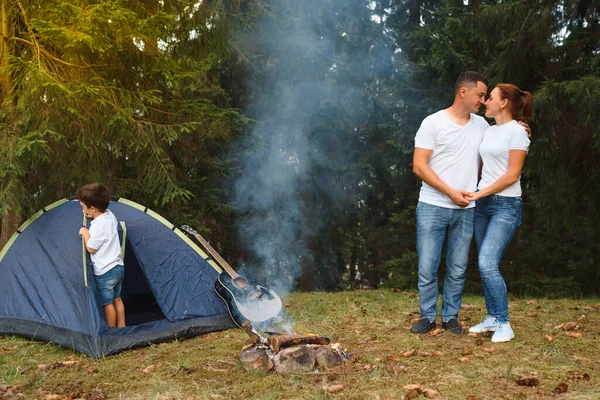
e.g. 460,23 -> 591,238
79,227 -> 98,254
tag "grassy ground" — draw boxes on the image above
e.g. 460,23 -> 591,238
0,290 -> 599,399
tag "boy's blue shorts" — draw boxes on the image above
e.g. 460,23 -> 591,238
95,265 -> 124,306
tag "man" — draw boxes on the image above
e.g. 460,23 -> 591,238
410,71 -> 490,334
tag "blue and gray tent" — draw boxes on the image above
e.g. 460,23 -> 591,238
0,198 -> 235,358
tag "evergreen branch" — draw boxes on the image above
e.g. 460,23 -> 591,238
15,0 -> 40,65
519,7 -> 535,34
11,37 -> 109,69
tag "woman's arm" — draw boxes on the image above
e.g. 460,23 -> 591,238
466,150 -> 527,201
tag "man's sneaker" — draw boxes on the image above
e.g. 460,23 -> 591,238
491,322 -> 514,343
410,318 -> 436,334
468,315 -> 497,333
442,319 -> 463,334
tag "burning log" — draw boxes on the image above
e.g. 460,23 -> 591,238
268,333 -> 330,353
239,322 -> 349,374
239,344 -> 274,372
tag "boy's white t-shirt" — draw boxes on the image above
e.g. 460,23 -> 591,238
414,110 -> 489,209
87,209 -> 124,276
477,120 -> 530,197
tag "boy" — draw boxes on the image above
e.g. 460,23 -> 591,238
77,183 -> 126,328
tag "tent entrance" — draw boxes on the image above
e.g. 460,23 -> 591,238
121,240 -> 166,325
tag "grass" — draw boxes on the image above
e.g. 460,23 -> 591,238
0,290 -> 599,399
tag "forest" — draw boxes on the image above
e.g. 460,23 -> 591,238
1,0 -> 599,296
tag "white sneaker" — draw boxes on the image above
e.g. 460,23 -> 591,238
491,322 -> 515,343
469,315 -> 497,333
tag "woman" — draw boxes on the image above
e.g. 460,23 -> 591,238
466,83 -> 534,343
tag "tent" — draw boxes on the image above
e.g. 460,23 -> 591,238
0,198 -> 235,358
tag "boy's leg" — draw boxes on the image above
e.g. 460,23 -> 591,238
114,298 -> 126,328
104,304 -> 117,327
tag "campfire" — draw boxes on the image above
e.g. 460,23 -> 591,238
239,321 -> 350,374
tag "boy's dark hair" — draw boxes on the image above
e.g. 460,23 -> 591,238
455,71 -> 488,94
77,183 -> 110,212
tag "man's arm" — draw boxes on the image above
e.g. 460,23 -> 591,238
413,148 -> 470,207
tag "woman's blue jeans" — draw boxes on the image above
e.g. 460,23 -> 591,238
474,195 -> 522,323
416,202 -> 474,323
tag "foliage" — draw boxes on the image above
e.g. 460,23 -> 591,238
0,0 -> 247,232
1,0 -> 599,296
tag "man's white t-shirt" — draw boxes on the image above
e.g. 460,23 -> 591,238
477,120 -> 530,197
414,110 -> 489,209
87,210 -> 124,276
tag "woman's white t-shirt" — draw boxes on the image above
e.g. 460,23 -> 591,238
477,120 -> 530,197
414,110 -> 489,209
87,210 -> 124,276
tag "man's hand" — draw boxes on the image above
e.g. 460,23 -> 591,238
448,189 -> 471,207
465,191 -> 482,202
79,227 -> 89,237
518,121 -> 532,138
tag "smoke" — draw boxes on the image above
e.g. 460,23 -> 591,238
227,1 -> 393,301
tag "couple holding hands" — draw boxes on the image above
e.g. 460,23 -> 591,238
411,71 -> 534,343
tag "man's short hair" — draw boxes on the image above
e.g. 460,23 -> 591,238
455,71 -> 488,94
77,183 -> 111,212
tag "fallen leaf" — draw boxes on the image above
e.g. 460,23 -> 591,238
386,356 -> 400,362
363,364 -> 374,372
327,384 -> 344,393
461,348 -> 473,356
482,347 -> 496,353
431,351 -> 444,356
403,384 -> 424,391
44,395 -> 64,400
554,382 -> 568,394
527,300 -> 537,305
567,373 -> 590,382
404,390 -> 420,400
527,312 -> 538,317
402,350 -> 416,358
566,332 -> 583,338
430,328 -> 444,335
142,364 -> 156,374
87,368 -> 99,374
460,357 -> 469,363
422,388 -> 440,398
475,338 -> 484,346
61,360 -> 76,366
559,322 -> 579,331
415,350 -> 430,357
544,335 -> 553,342
516,376 -> 540,387
465,396 -> 480,400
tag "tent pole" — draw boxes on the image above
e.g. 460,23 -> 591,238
82,214 -> 88,288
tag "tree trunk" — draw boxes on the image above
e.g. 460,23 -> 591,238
349,239 -> 358,284
0,0 -> 19,251
409,0 -> 420,26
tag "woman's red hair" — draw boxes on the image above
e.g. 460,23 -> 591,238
495,83 -> 534,121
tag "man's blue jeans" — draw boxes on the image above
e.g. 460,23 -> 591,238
416,202 -> 474,323
474,195 -> 522,323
